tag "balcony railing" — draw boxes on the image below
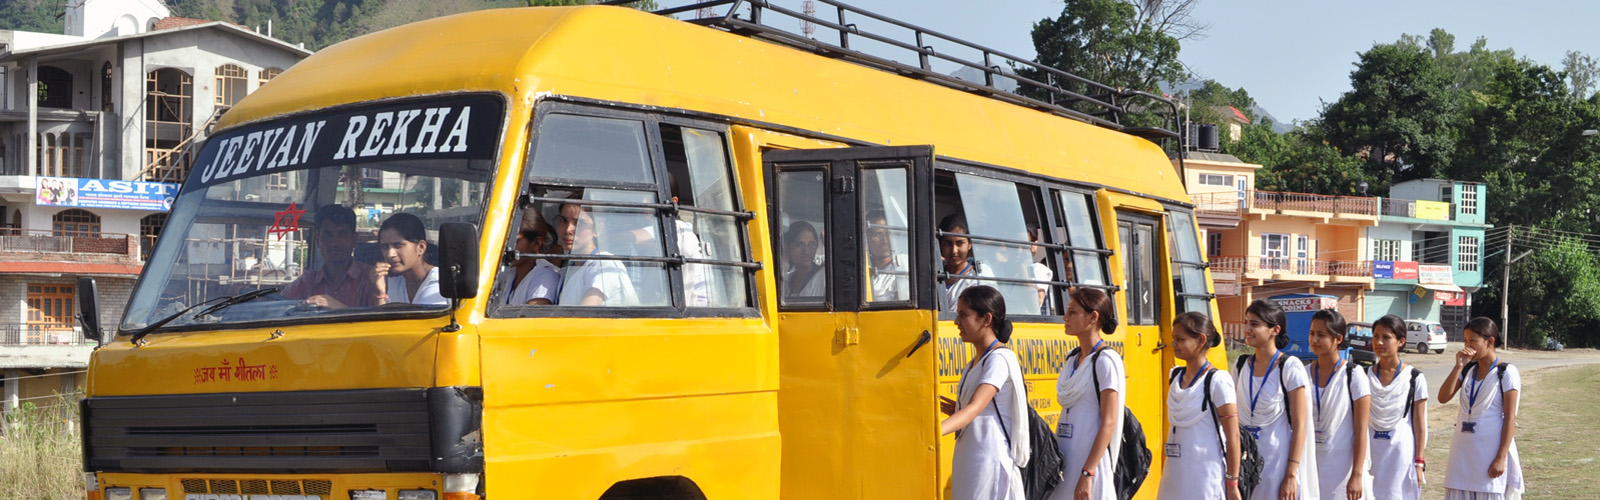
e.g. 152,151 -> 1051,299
0,229 -> 137,258
0,324 -> 92,347
1380,198 -> 1456,221
1188,190 -> 1380,217
1208,255 -> 1373,279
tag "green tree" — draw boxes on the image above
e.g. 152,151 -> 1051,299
1503,236 -> 1600,347
1185,79 -> 1256,135
0,0 -> 64,33
1018,0 -> 1187,103
1321,39 -> 1459,186
1563,50 -> 1599,99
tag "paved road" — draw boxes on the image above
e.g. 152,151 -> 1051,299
1389,343 -> 1600,399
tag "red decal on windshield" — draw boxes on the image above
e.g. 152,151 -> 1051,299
269,201 -> 305,240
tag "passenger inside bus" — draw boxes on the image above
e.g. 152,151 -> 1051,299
782,220 -> 825,299
556,195 -> 641,306
502,209 -> 563,305
938,214 -> 992,311
1027,224 -> 1054,315
624,175 -> 710,306
865,209 -> 909,301
374,213 -> 447,306
283,204 -> 378,309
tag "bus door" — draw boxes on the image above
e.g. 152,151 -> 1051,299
766,146 -> 938,499
1106,194 -> 1174,492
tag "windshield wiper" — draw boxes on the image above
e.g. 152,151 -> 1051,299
127,287 -> 280,345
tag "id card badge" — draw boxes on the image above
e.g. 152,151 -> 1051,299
1315,429 -> 1329,444
1243,425 -> 1262,439
1374,430 -> 1393,440
1462,421 -> 1477,433
1165,443 -> 1181,458
1060,423 -> 1075,439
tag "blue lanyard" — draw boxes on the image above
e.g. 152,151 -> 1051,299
945,262 -> 973,290
1248,351 -> 1282,417
1184,361 -> 1211,389
1071,339 -> 1105,378
1466,357 -> 1499,410
1384,362 -> 1405,386
1312,353 -> 1345,415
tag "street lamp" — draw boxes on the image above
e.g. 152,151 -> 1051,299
1584,129 -> 1598,137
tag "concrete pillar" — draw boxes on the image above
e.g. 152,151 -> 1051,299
3,369 -> 19,417
26,56 -> 38,177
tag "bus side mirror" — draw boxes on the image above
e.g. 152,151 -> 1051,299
438,222 -> 480,300
77,276 -> 105,345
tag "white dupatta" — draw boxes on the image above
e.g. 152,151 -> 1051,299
960,346 -> 1033,468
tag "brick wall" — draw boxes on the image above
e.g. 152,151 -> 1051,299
71,235 -> 133,255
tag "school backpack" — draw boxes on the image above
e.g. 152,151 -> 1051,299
1403,367 -> 1424,419
987,346 -> 1066,500
1079,347 -> 1152,500
1454,360 -> 1510,400
1172,367 -> 1265,500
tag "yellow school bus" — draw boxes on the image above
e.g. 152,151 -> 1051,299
79,2 -> 1225,499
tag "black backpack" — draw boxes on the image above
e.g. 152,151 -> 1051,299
1171,366 -> 1264,500
1454,360 -> 1510,402
986,346 -> 1066,500
1072,347 -> 1151,500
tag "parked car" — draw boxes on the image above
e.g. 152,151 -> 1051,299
1346,322 -> 1377,366
1405,320 -> 1448,354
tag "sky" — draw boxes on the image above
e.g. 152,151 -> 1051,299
823,0 -> 1600,125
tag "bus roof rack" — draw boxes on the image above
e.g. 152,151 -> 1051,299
598,0 -> 1182,142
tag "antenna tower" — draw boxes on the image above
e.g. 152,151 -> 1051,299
802,0 -> 815,38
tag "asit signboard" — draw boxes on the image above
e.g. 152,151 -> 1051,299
35,177 -> 179,212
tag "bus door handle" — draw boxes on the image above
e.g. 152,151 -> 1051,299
1151,341 -> 1167,354
906,330 -> 932,358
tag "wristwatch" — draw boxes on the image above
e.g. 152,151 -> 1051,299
1081,468 -> 1095,478
1415,458 -> 1427,471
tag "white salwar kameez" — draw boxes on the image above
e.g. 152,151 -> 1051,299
952,346 -> 1030,500
1235,354 -> 1319,500
1444,363 -> 1524,500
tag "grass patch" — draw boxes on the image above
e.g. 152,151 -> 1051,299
0,394 -> 83,500
1421,364 -> 1600,499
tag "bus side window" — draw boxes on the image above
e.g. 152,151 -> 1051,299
1167,210 -> 1211,313
861,164 -> 912,304
1051,190 -> 1112,306
775,169 -> 828,309
661,124 -> 750,308
935,171 -> 1047,316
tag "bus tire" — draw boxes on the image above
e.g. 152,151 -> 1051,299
598,476 -> 707,500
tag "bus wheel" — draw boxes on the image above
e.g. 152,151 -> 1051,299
598,476 -> 706,500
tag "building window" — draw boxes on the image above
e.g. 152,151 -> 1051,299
215,64 -> 249,108
1459,236 -> 1480,272
1199,173 -> 1233,186
141,213 -> 167,257
1261,233 -> 1289,271
1208,232 -> 1222,257
1372,239 -> 1403,261
26,283 -> 75,343
53,208 -> 100,236
259,67 -> 282,88
102,62 -> 114,111
1460,186 -> 1478,215
146,68 -> 193,182
37,66 -> 73,108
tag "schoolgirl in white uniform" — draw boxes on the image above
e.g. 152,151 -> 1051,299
1234,299 -> 1319,500
1437,317 -> 1524,500
1367,314 -> 1429,500
940,286 -> 1030,500
1049,287 -> 1124,500
1158,312 -> 1243,500
1307,309 -> 1371,500
938,214 -> 995,311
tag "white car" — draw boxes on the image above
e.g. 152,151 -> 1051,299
1405,320 -> 1448,354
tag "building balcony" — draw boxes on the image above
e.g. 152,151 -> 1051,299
1208,254 -> 1375,290
0,325 -> 93,369
1189,190 -> 1380,226
0,229 -> 145,275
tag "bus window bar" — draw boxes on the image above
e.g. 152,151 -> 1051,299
521,195 -> 756,220
510,252 -> 763,270
1170,259 -> 1211,269
1176,292 -> 1217,300
935,271 -> 1114,292
934,230 -> 1114,256
598,0 -> 1182,139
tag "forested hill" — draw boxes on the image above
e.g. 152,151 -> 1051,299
0,0 -> 528,51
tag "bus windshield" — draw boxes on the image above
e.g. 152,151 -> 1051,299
120,94 -> 505,332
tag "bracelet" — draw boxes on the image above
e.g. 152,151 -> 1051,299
1287,459 -> 1300,465
1220,413 -> 1237,419
1414,458 -> 1426,464
1225,481 -> 1239,487
1224,473 -> 1240,481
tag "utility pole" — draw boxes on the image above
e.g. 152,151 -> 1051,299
1500,226 -> 1532,348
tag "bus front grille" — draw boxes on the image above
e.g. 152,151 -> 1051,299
179,478 -> 332,495
83,388 -> 441,473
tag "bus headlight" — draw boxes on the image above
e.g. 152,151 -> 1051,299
140,488 -> 168,500
397,490 -> 437,500
105,488 -> 133,500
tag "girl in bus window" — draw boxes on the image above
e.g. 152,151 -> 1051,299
1437,317 -> 1523,500
781,221 -> 825,298
1158,311 -> 1243,500
556,198 -> 640,306
1050,287 -> 1122,500
1308,308 -> 1370,500
1234,299 -> 1317,500
1368,314 -> 1429,500
373,213 -> 445,306
939,214 -> 993,311
939,285 -> 1028,500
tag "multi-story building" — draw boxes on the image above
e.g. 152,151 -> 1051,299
0,0 -> 308,418
1182,153 -> 1380,345
1363,179 -> 1490,339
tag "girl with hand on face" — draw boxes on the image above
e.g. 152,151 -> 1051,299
372,213 -> 444,306
1437,317 -> 1524,500
940,286 -> 1030,500
1158,312 -> 1243,500
1049,287 -> 1123,500
1366,315 -> 1429,500
1307,309 -> 1370,500
1234,299 -> 1318,500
